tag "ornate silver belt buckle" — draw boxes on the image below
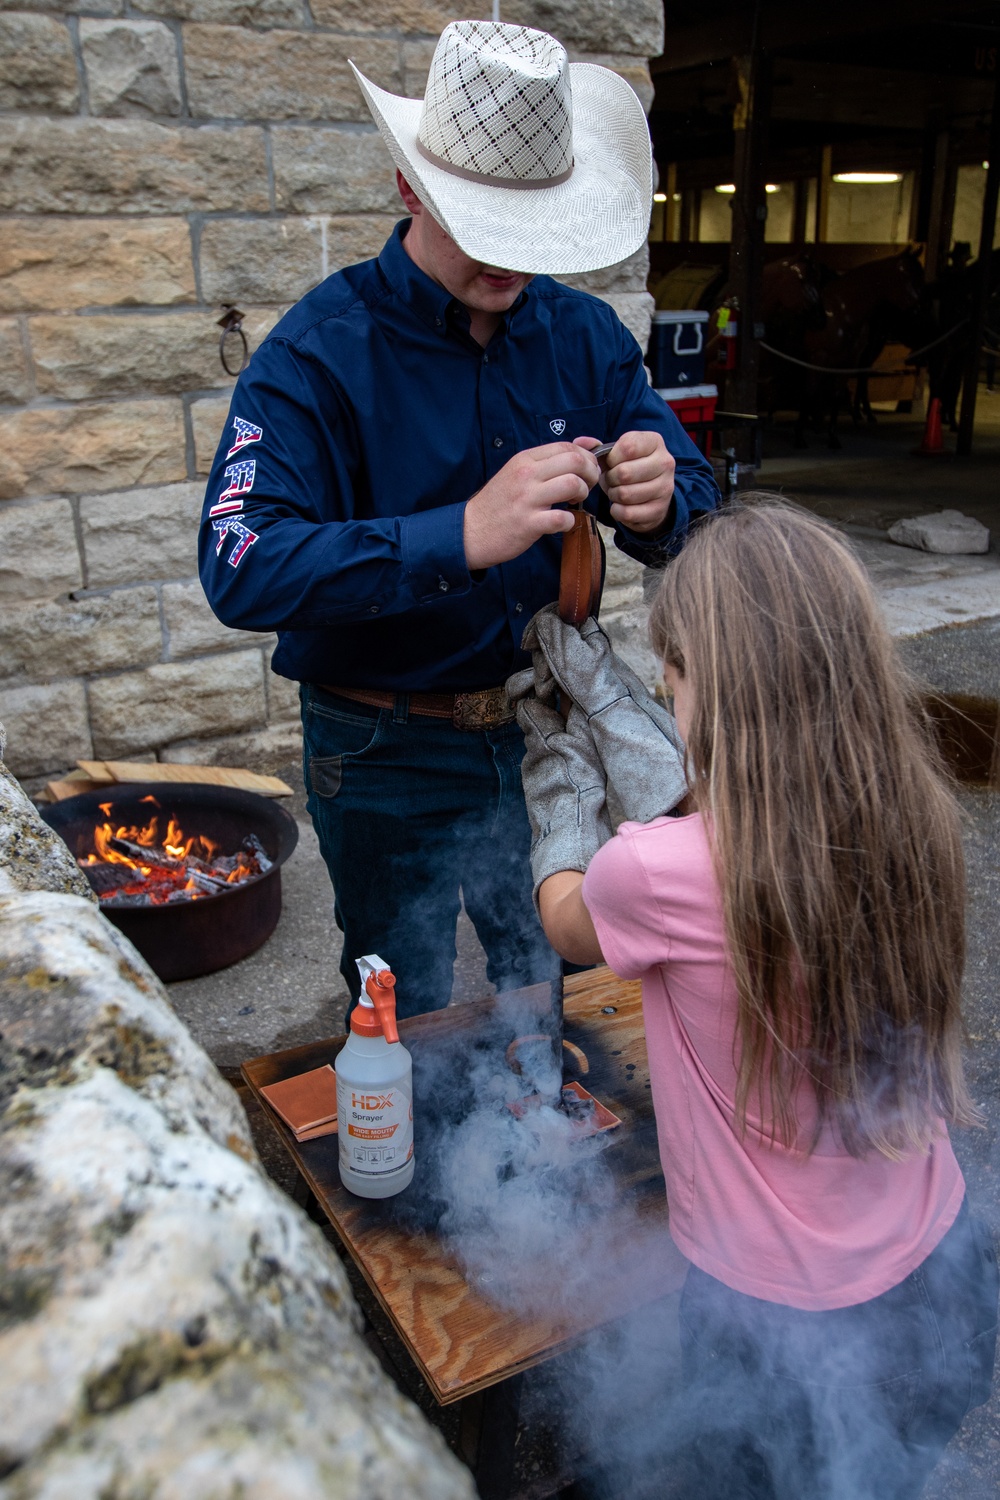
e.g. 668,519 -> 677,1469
452,686 -> 513,731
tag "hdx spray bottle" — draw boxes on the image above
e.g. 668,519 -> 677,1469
334,954 -> 414,1199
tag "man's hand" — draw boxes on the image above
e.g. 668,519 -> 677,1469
576,431 -> 675,535
463,442 -> 601,571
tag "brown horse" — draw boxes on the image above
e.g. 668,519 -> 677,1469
797,248 -> 925,447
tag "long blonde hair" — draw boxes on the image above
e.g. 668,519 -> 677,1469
649,496 -> 977,1158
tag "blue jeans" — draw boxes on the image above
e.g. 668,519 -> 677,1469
674,1198 -> 999,1500
300,685 -> 556,1018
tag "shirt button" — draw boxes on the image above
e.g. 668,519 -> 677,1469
438,577 -> 449,592
493,436 -> 504,448
435,317 -> 442,327
369,604 -> 380,615
514,602 -> 523,614
483,353 -> 489,364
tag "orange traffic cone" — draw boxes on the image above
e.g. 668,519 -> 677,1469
914,396 -> 945,456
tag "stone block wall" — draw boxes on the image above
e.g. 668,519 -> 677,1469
0,2 -> 661,783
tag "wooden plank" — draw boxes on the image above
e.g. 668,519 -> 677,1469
241,969 -> 685,1406
75,760 -> 115,783
44,775 -> 108,802
79,760 -> 293,797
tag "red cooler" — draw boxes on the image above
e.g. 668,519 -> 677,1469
656,383 -> 718,458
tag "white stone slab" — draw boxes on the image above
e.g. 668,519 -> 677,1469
887,509 -> 991,555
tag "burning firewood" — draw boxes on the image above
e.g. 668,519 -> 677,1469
77,808 -> 273,908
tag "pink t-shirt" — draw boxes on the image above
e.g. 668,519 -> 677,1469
582,813 -> 965,1311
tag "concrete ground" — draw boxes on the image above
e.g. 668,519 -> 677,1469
164,393 -> 1000,1498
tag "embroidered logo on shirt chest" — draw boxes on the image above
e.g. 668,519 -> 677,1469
549,418 -> 566,436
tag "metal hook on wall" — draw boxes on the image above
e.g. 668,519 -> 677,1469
217,305 -> 249,377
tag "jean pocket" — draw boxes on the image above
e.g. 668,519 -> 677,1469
304,711 -> 385,801
965,1324 -> 998,1412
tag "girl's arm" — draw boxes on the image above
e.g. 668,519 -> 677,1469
538,871 -> 605,965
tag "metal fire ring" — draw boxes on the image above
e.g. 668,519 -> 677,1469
218,305 -> 249,377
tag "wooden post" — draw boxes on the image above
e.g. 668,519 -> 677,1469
665,161 -> 679,242
923,129 -> 952,282
815,144 -> 832,243
957,80 -> 1000,455
792,177 -> 809,247
727,42 -> 772,440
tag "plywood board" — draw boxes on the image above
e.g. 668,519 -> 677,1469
77,760 -> 292,797
242,969 -> 685,1405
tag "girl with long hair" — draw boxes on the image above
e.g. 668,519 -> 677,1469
522,497 -> 998,1499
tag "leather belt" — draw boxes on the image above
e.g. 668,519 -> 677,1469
319,683 -> 515,732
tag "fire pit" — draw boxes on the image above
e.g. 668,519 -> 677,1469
42,783 -> 298,982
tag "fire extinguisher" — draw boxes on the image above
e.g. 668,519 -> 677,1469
715,304 -> 738,372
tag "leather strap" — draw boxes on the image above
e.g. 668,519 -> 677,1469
558,504 -> 602,625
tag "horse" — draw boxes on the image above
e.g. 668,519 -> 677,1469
796,247 -> 926,447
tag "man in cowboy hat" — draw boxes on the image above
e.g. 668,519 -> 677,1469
200,20 -> 718,1019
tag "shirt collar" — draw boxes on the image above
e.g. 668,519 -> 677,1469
378,220 -> 531,338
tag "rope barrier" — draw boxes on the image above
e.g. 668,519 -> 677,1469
757,319 -> 969,377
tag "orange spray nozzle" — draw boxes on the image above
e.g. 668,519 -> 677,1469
365,969 -> 399,1044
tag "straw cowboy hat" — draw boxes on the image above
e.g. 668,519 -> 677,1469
350,19 -> 653,276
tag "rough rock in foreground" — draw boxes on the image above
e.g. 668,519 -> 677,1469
0,889 -> 474,1499
0,722 -> 94,901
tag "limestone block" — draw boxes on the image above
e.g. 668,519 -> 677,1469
30,308 -> 283,401
504,0 -> 664,56
266,665 -> 301,723
80,18 -> 183,118
0,754 -> 95,900
0,217 -> 195,312
0,587 -> 162,684
0,400 -> 186,502
162,579 -> 272,658
566,49 -> 654,113
0,0 -> 122,10
310,0 -> 486,31
272,126 -> 398,215
326,214 -> 400,274
132,0 -> 302,21
184,25 -> 402,122
0,319 -> 30,404
79,482 -> 204,588
88,650 -> 267,756
402,38 -> 435,98
162,720 -> 303,768
605,290 -> 655,352
0,12 -> 78,112
191,395 -> 229,474
0,890 -> 475,1499
559,247 -> 652,297
199,218 -> 324,306
0,679 -> 92,778
888,510 -> 991,556
0,499 -> 83,602
0,118 -> 268,215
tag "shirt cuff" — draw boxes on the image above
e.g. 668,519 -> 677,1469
616,490 -> 687,559
399,502 -> 472,605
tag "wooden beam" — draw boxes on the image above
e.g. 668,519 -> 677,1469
957,77 -> 1000,454
792,177 -> 809,246
924,129 -> 952,281
654,0 -> 988,75
815,145 -> 832,243
728,46 -> 773,448
665,161 -> 679,241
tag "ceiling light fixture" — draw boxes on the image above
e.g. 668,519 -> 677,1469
715,183 -> 736,193
832,172 -> 902,184
653,192 -> 667,202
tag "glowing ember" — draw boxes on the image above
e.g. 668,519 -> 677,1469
78,803 -> 271,907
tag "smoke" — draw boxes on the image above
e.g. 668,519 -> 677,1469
388,987 -> 998,1500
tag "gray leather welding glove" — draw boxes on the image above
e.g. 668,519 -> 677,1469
507,668 -> 613,908
520,604 -> 688,825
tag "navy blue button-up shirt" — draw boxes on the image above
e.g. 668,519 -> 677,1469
200,221 -> 719,692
